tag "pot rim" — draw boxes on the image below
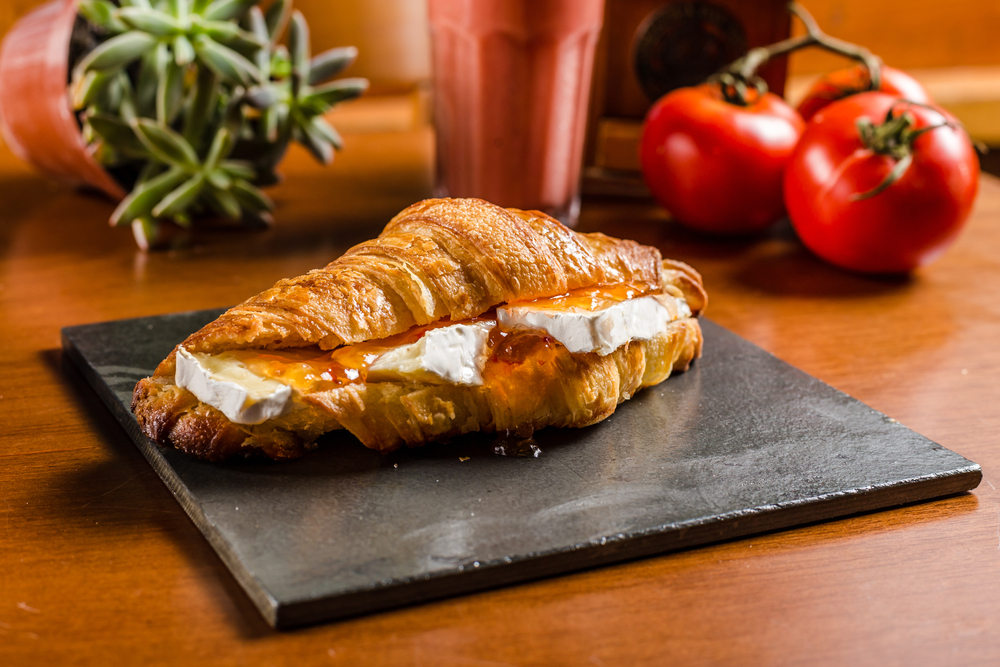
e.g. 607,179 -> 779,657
0,0 -> 126,200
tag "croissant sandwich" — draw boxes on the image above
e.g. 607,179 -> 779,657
132,198 -> 707,461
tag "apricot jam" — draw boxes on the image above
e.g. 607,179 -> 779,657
509,281 -> 656,312
205,282 -> 656,391
216,314 -> 497,391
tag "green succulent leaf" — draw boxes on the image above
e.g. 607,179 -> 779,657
116,7 -> 183,36
206,169 -> 232,190
110,72 -> 138,120
303,77 -> 368,110
196,18 -> 266,54
71,69 -> 114,109
246,6 -> 268,41
182,66 -> 219,149
204,185 -> 242,220
131,217 -> 159,251
156,56 -> 186,124
132,118 -> 201,170
202,0 -> 260,22
152,174 -> 205,218
287,11 -> 310,97
307,115 -> 344,150
308,47 -> 358,85
167,0 -> 188,22
231,177 -> 273,212
134,47 -> 161,117
268,44 -> 291,79
204,127 -> 235,169
75,0 -> 345,241
258,104 -> 279,142
79,0 -> 128,33
96,73 -> 127,111
86,112 -> 151,158
292,118 -> 333,164
264,0 -> 290,43
193,34 -> 260,86
242,85 -> 277,109
76,30 -> 159,73
173,34 -> 195,66
246,6 -> 270,73
111,167 -> 187,226
219,160 -> 256,180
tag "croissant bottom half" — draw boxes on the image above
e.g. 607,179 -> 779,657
132,317 -> 702,461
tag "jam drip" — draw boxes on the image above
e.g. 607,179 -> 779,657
492,426 -> 542,457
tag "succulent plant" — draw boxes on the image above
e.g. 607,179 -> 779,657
71,0 -> 368,249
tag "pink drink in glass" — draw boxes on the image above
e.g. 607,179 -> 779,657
427,0 -> 605,227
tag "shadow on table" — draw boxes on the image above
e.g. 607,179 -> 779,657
39,348 -> 275,639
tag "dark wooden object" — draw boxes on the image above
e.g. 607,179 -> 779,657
3,127 -> 1000,663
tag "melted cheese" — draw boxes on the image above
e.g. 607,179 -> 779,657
176,347 -> 292,425
174,283 -> 694,423
367,321 -> 494,385
497,293 -> 690,356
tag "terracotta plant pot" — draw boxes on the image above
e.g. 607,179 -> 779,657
0,0 -> 125,199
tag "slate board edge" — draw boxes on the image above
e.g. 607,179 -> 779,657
60,316 -> 983,630
61,329 -> 282,628
275,462 -> 979,628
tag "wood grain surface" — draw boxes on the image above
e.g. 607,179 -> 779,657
1,124 -> 999,666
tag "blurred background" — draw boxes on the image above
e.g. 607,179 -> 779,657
2,0 -> 999,179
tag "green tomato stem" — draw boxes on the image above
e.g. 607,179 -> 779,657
719,2 -> 882,103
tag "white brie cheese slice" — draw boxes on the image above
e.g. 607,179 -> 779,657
497,295 -> 689,356
367,321 -> 494,385
175,347 -> 292,425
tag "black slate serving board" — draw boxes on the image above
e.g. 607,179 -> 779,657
62,311 -> 981,629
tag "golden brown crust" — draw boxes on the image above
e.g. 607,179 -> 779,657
303,318 -> 702,452
131,376 -> 318,461
179,199 -> 662,355
132,198 -> 707,461
132,318 -> 702,459
660,259 -> 708,314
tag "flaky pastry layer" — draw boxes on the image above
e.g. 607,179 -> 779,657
175,199 -> 705,356
131,199 -> 708,461
133,317 -> 703,460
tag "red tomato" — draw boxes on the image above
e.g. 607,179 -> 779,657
640,83 -> 805,234
797,64 -> 930,122
784,92 -> 979,274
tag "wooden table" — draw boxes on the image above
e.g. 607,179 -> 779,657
2,125 -> 998,666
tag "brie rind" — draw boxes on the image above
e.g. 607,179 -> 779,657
367,321 -> 494,385
176,347 -> 292,425
497,294 -> 689,356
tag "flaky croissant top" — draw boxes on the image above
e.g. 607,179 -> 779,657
135,198 -> 707,461
179,198 -> 702,355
